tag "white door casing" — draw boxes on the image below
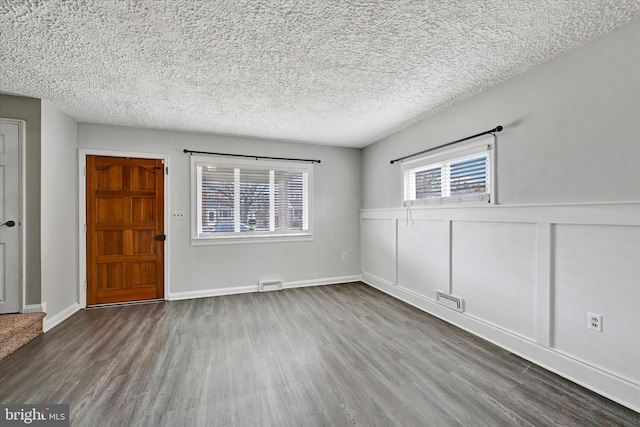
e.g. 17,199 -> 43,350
0,120 -> 21,313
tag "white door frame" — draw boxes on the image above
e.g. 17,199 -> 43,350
0,118 -> 25,313
78,149 -> 170,308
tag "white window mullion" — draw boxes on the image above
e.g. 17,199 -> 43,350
196,165 -> 203,234
302,172 -> 309,231
233,168 -> 240,232
269,170 -> 275,231
488,142 -> 495,202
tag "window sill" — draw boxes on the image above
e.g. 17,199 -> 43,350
405,193 -> 492,208
191,232 -> 313,246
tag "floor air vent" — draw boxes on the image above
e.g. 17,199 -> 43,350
259,280 -> 283,292
436,291 -> 465,312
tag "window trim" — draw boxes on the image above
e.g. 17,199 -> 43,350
190,155 -> 313,245
401,136 -> 496,207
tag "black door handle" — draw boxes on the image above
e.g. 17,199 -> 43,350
1,220 -> 15,227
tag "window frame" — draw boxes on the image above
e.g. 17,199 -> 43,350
190,155 -> 313,245
401,136 -> 496,207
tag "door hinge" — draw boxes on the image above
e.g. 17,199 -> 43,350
166,166 -> 169,175
84,281 -> 87,291
84,224 -> 87,233
154,234 -> 167,241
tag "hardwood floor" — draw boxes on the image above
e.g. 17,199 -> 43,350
1,282 -> 638,426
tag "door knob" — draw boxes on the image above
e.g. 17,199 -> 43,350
1,220 -> 15,227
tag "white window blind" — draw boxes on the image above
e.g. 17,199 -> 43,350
192,156 -> 312,242
403,137 -> 494,206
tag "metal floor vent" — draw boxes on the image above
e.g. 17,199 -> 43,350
259,280 -> 283,292
436,291 -> 465,312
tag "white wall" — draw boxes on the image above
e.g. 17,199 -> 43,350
41,101 -> 79,330
360,20 -> 640,411
77,124 -> 362,298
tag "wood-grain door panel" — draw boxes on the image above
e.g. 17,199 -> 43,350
87,156 -> 164,305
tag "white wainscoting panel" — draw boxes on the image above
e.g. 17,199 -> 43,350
397,220 -> 449,298
553,224 -> 640,383
361,218 -> 396,285
360,202 -> 640,411
452,221 -> 538,340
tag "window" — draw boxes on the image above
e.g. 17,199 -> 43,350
402,137 -> 494,206
191,156 -> 312,244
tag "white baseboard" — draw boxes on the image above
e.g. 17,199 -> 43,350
43,302 -> 81,333
361,273 -> 640,413
167,275 -> 362,301
284,275 -> 361,289
23,301 -> 47,313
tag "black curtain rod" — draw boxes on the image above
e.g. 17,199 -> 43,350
184,149 -> 321,164
390,125 -> 503,165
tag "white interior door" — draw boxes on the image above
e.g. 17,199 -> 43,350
0,120 -> 21,314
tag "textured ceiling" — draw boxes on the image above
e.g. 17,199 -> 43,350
1,1 -> 639,147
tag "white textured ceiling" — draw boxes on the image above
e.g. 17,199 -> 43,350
1,1 -> 639,147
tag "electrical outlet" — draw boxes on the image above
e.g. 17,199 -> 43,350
172,211 -> 185,220
588,313 -> 603,332
341,252 -> 347,260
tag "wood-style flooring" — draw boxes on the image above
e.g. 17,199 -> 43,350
1,282 -> 638,426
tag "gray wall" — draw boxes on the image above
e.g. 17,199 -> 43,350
41,101 -> 78,319
0,94 -> 41,305
363,19 -> 640,209
78,124 -> 362,295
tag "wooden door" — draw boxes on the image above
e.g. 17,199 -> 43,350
86,155 -> 164,305
0,120 -> 21,313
